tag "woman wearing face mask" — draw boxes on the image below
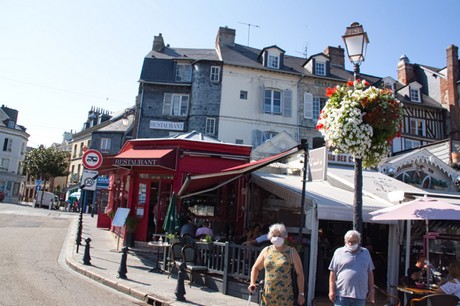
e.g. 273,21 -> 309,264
248,223 -> 305,305
328,230 -> 375,306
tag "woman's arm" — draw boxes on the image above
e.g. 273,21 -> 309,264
248,247 -> 267,293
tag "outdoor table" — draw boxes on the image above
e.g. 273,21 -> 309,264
396,285 -> 437,296
147,241 -> 170,273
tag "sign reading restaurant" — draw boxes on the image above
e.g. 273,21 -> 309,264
114,158 -> 161,167
150,120 -> 184,131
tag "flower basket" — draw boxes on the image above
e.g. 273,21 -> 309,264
316,79 -> 403,168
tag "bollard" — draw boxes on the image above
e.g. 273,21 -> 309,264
83,237 -> 92,265
118,246 -> 128,279
175,262 -> 186,301
75,214 -> 83,253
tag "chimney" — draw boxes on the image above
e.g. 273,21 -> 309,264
397,55 -> 415,85
153,33 -> 165,52
323,46 -> 344,68
446,44 -> 459,106
216,26 -> 235,47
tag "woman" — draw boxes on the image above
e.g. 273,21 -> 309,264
438,260 -> 460,300
248,223 -> 305,305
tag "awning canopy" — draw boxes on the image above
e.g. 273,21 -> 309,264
113,148 -> 176,170
178,146 -> 301,198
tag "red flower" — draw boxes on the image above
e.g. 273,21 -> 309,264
316,123 -> 324,130
347,81 -> 354,87
326,87 -> 336,97
364,81 -> 370,87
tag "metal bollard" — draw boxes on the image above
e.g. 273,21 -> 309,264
175,262 -> 186,301
83,237 -> 92,265
75,214 -> 83,253
118,246 -> 128,279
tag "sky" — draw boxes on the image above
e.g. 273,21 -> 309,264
1,0 -> 459,148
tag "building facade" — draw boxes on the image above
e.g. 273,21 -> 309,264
0,105 -> 29,203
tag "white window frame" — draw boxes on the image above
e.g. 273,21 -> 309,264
205,118 -> 216,135
162,93 -> 190,117
315,61 -> 326,76
100,138 -> 111,153
404,139 -> 421,150
409,118 -> 426,136
264,89 -> 282,114
1,158 -> 9,171
210,66 -> 220,82
3,138 -> 12,152
410,88 -> 421,102
267,54 -> 280,69
175,63 -> 192,82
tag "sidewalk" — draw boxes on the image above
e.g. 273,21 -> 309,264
64,215 -> 258,306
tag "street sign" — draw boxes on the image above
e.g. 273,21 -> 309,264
35,180 -> 42,191
82,149 -> 103,170
80,169 -> 98,191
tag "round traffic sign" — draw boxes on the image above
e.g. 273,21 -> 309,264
82,149 -> 103,170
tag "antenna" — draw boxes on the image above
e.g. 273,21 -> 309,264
238,22 -> 260,46
295,42 -> 309,58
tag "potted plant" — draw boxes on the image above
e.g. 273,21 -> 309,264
125,215 -> 138,247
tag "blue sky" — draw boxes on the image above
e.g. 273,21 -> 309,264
1,0 -> 459,148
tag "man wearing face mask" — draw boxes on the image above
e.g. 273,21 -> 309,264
328,230 -> 375,306
248,223 -> 305,305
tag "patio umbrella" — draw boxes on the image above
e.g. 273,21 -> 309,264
371,196 -> 460,285
68,191 -> 81,201
162,192 -> 179,235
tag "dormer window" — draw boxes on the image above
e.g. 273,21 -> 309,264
175,63 -> 192,82
410,88 -> 420,102
315,61 -> 326,76
268,54 -> 279,69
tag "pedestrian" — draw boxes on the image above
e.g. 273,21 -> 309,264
248,223 -> 305,305
328,230 -> 375,305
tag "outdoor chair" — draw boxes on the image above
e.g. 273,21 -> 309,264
374,284 -> 401,306
167,242 -> 183,278
181,245 -> 208,287
410,293 -> 459,306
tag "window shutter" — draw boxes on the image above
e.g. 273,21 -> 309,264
260,84 -> 265,113
304,93 -> 313,119
162,93 -> 172,115
283,89 -> 292,117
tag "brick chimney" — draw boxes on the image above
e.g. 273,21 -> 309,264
445,45 -> 459,106
152,33 -> 165,52
216,26 -> 235,47
397,55 -> 415,85
323,46 -> 344,68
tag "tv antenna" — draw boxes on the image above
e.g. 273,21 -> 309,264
238,22 -> 260,46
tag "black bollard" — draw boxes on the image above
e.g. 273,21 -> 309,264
75,214 -> 83,253
83,237 -> 92,265
175,262 -> 186,301
118,246 -> 128,279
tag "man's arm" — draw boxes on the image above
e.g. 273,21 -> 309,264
367,271 -> 375,303
328,271 -> 336,303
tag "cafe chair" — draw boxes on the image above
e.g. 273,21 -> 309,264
181,245 -> 208,287
410,293 -> 459,306
374,284 -> 401,306
167,242 -> 183,278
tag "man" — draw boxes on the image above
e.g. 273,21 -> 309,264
180,217 -> 196,237
406,255 -> 426,286
328,230 -> 375,306
195,220 -> 214,238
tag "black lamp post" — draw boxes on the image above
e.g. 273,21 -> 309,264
342,22 -> 369,235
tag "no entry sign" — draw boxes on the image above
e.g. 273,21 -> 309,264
82,149 -> 103,170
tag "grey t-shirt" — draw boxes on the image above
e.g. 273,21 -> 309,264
328,246 -> 375,300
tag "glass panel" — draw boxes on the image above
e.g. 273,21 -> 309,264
138,183 -> 147,206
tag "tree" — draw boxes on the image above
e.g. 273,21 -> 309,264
24,145 -> 70,208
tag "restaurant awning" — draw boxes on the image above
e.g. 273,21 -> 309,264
178,146 -> 301,198
113,148 -> 176,170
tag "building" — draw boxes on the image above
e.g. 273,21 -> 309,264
0,105 -> 29,203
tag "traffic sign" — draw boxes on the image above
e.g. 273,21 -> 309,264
80,169 -> 98,191
82,149 -> 103,170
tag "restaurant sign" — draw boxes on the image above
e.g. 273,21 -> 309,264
149,120 -> 184,131
114,158 -> 163,167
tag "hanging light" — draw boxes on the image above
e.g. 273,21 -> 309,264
342,22 -> 369,67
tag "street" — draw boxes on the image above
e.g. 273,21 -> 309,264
0,202 -> 145,306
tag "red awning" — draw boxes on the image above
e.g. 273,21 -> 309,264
178,146 -> 301,198
113,148 -> 176,170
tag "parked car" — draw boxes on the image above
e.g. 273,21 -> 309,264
34,191 -> 60,209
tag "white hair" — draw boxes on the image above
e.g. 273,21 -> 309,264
344,230 -> 361,244
267,223 -> 288,239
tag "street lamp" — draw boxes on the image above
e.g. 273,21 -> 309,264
342,22 -> 369,235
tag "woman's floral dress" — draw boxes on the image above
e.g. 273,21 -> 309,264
262,246 -> 294,305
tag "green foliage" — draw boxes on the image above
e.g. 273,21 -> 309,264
125,215 -> 138,232
24,145 -> 70,180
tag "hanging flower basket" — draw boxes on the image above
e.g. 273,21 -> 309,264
316,79 -> 403,168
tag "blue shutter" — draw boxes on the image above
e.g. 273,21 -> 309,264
304,93 -> 313,119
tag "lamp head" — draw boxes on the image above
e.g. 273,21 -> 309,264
342,22 -> 369,66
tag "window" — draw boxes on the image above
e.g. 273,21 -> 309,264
313,97 -> 326,122
304,93 -> 313,119
2,138 -> 12,152
100,138 -> 111,153
410,88 -> 420,102
210,66 -> 220,82
162,93 -> 189,117
79,143 -> 84,157
205,118 -> 216,135
240,90 -> 248,100
315,61 -> 326,76
7,120 -> 15,128
405,139 -> 421,149
410,118 -> 426,136
235,139 -> 243,144
264,89 -> 282,114
268,54 -> 279,69
175,63 -> 192,82
73,144 -> 77,158
1,158 -> 9,171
